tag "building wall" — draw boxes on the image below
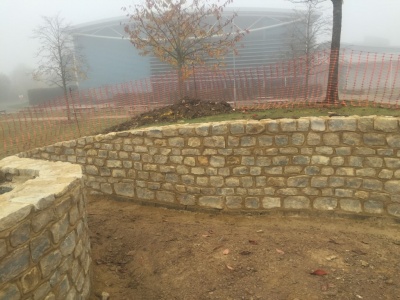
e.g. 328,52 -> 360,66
75,35 -> 151,88
73,9 -> 297,89
18,116 -> 400,219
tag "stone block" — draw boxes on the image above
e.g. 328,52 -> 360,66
374,117 -> 398,132
272,156 -> 289,166
284,166 -> 303,174
226,196 -> 243,209
210,156 -> 225,167
241,136 -> 256,147
10,220 -> 30,247
20,267 -> 40,293
280,119 -> 296,132
384,158 -> 400,169
106,160 -> 122,168
275,135 -> 289,146
342,132 -> 362,145
348,156 -> 363,167
335,189 -> 353,197
31,234 -> 51,263
250,167 -> 262,175
340,199 -> 362,213
387,204 -> 400,217
387,134 -> 400,148
310,117 -> 326,131
287,176 -> 309,187
262,120 -> 277,132
363,133 -> 386,146
246,121 -> 265,134
311,176 -> 328,188
384,180 -> 400,193
345,178 -> 363,189
364,200 -> 384,214
0,283 -> 20,300
378,169 -> 393,179
336,167 -> 355,176
283,196 -> 310,209
0,239 -> 6,259
179,194 -> 196,206
245,197 -> 260,209
322,133 -> 340,145
304,166 -> 320,175
277,188 -> 299,196
362,179 -> 383,191
267,177 -> 286,187
329,177 -> 345,187
258,135 -> 273,146
328,118 -> 357,131
262,197 -> 281,209
156,191 -> 175,203
230,122 -> 245,135
51,215 -> 69,244
168,137 -> 185,147
60,231 -> 76,257
291,133 -> 305,145
0,246 -> 30,285
114,183 -> 134,197
204,136 -> 225,148
279,147 -> 298,154
297,118 -> 310,131
314,197 -> 337,210
357,116 -> 374,132
233,166 -> 249,175
293,155 -> 310,165
302,187 -> 319,196
199,196 -> 223,209
112,169 -> 126,178
315,146 -> 333,155
351,167 -> 375,181
331,157 -> 344,166
311,155 -> 330,165
40,250 -> 62,277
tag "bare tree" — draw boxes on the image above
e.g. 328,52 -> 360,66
32,14 -> 87,120
288,0 -> 343,104
284,0 -> 331,99
0,74 -> 12,103
122,0 -> 246,98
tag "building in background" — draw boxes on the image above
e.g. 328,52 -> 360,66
71,8 -> 302,89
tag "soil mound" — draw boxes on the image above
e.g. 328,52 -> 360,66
102,97 -> 233,134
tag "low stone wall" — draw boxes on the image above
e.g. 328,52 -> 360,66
0,157 -> 91,299
18,116 -> 400,218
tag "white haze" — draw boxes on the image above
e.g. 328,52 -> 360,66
1,0 -> 400,76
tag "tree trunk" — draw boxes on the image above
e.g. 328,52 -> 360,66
325,0 -> 342,105
63,85 -> 71,121
177,67 -> 185,101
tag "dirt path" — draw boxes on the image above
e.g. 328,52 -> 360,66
88,196 -> 400,300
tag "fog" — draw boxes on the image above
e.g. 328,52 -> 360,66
1,0 -> 400,90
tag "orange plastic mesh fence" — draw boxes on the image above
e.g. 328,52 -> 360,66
2,48 -> 400,157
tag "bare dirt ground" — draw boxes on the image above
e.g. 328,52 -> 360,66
88,196 -> 400,300
101,98 -> 233,134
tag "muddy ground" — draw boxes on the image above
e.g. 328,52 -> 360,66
102,98 -> 233,134
88,196 -> 400,300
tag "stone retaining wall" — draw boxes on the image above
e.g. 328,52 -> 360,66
0,157 -> 91,300
18,116 -> 400,218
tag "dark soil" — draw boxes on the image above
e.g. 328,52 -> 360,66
102,97 -> 233,134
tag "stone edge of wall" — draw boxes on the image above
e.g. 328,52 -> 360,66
0,156 -> 91,300
16,115 -> 400,220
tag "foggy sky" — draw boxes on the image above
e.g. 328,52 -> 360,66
1,0 -> 400,76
